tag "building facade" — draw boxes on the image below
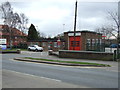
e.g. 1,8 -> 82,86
0,25 -> 27,48
28,31 -> 104,52
27,38 -> 65,51
64,31 -> 104,51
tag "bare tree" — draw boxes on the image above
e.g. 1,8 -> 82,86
39,32 -> 46,38
96,10 -> 120,59
0,2 -> 13,26
95,11 -> 119,41
0,2 -> 14,48
37,30 -> 46,39
19,13 -> 28,34
12,13 -> 21,28
0,2 -> 22,28
95,26 -> 117,39
0,1 -> 28,48
108,12 -> 120,43
107,11 -> 120,60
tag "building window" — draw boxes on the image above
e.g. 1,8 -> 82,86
100,39 -> 102,45
54,42 -> 57,47
63,42 -> 65,47
87,39 -> 91,46
15,37 -> 17,39
92,39 -> 95,46
42,42 -> 46,46
96,39 -> 98,44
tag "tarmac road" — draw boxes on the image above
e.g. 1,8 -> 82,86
2,51 -> 119,88
3,69 -> 83,88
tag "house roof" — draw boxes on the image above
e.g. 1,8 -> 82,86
0,25 -> 9,29
0,25 -> 27,37
12,28 -> 27,36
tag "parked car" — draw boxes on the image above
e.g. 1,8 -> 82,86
28,45 -> 43,52
110,44 -> 120,48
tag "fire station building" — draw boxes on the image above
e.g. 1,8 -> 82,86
64,31 -> 104,51
28,31 -> 104,52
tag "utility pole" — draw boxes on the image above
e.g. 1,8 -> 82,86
73,0 -> 78,50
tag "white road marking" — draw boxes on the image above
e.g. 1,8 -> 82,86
40,77 -> 61,82
3,69 -> 62,82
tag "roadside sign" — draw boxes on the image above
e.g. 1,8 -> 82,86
0,39 -> 6,44
1,44 -> 7,50
102,36 -> 106,37
0,39 -> 7,50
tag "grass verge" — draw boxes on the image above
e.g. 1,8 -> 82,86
24,57 -> 111,67
1,48 -> 27,51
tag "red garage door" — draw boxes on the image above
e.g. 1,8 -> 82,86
69,36 -> 81,50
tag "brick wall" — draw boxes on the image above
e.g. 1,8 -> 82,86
59,50 -> 113,61
64,32 -> 69,50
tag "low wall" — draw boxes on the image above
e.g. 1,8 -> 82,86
59,50 -> 113,61
48,50 -> 59,57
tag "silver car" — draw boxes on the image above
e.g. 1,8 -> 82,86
28,45 -> 43,52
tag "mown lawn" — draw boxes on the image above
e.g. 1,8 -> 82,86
0,48 -> 27,51
24,57 -> 111,67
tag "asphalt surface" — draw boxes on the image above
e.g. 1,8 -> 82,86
3,69 -> 83,88
2,51 -> 119,88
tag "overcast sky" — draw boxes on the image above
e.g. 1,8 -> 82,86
0,0 -> 119,37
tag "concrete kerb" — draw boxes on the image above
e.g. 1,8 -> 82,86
14,57 -> 109,67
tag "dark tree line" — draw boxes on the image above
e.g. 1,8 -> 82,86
28,24 -> 39,41
27,24 -> 48,41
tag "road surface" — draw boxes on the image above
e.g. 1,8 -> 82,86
2,51 -> 118,88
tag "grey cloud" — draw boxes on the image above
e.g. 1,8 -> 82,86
7,1 -> 118,36
78,2 -> 118,18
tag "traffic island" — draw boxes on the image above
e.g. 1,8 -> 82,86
14,57 -> 111,67
0,49 -> 21,54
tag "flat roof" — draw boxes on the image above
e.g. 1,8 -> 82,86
28,38 -> 65,42
64,30 -> 102,35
